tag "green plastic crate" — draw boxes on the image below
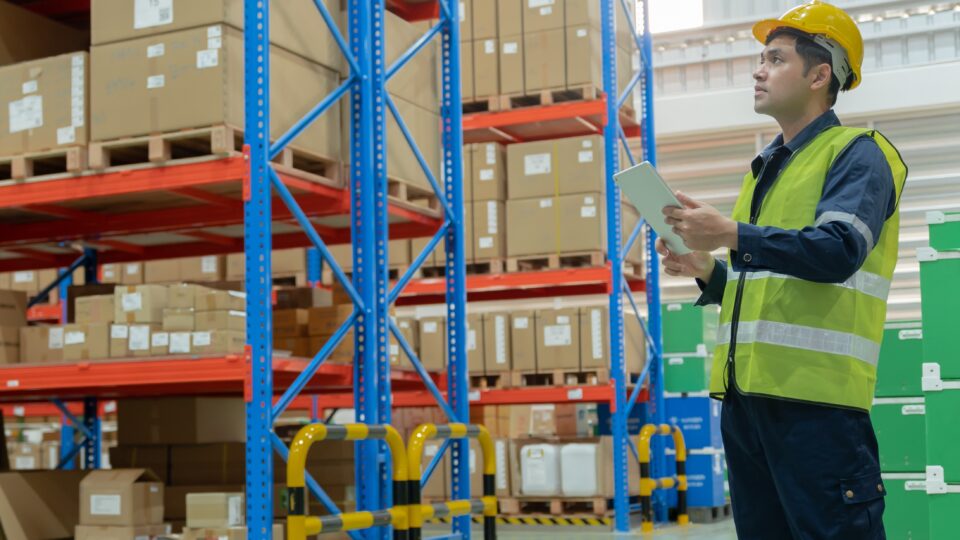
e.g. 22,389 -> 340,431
918,248 -> 960,380
661,302 -> 718,355
664,353 -> 710,393
876,321 -> 924,397
927,211 -> 960,251
922,363 -> 960,483
881,472 -> 929,540
872,398 -> 926,472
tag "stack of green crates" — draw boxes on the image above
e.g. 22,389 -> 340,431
873,321 -> 928,539
661,301 -> 719,393
917,210 -> 960,538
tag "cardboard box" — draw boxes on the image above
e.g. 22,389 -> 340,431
0,52 -> 88,156
565,0 -> 637,51
506,135 -> 604,199
0,2 -> 89,65
524,29 -> 565,92
523,0 -> 564,32
309,332 -> 355,364
510,310 -> 537,371
419,317 -> 447,371
0,291 -> 27,327
170,444 -> 245,486
556,135 -> 605,194
181,256 -> 226,282
144,260 -> 181,283
473,200 -> 506,259
101,263 -> 144,285
192,330 -> 245,355
195,290 -> 246,311
383,96 -> 442,192
80,469 -> 164,526
163,308 -> 196,332
536,308 -> 580,370
118,398 -> 246,445
467,313 -> 485,373
482,312 -> 511,372
114,285 -> 169,324
471,142 -> 507,201
383,10 -> 440,111
461,39 -> 474,101
9,270 -> 38,293
185,492 -> 243,528
63,323 -> 111,361
110,324 -> 130,358
499,34 -> 524,95
273,248 -> 308,275
389,317 -> 419,367
506,194 -> 635,257
579,306 -> 646,372
91,27 -> 340,165
20,325 -> 64,363
167,284 -> 212,309
472,0 -> 498,40
458,0 -> 474,42
275,287 -> 333,309
274,309 -> 309,337
308,305 -> 354,336
0,326 -> 19,365
150,331 -> 170,355
128,324 -> 161,358
168,331 -> 194,355
68,283 -> 117,323
194,310 -> 246,332
0,470 -> 88,540
274,336 -> 311,357
421,440 -> 448,500
9,442 -> 42,470
75,524 -> 170,540
497,0 -> 523,37
76,295 -> 116,325
109,446 -> 171,484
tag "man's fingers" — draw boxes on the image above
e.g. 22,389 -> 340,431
676,191 -> 704,209
662,205 -> 683,217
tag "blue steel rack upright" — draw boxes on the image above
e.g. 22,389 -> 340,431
241,0 -> 663,538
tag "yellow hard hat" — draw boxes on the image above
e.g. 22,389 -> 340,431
752,0 -> 864,89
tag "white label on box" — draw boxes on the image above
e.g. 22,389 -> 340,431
193,331 -> 212,346
514,317 -> 529,329
90,494 -> 122,516
539,198 -> 553,208
468,390 -> 481,402
103,266 -> 116,279
48,328 -> 64,349
899,329 -> 923,340
104,401 -> 117,413
479,168 -> 494,181
208,37 -> 222,49
578,150 -> 594,163
65,331 -> 85,345
15,456 -> 35,469
902,404 -> 926,415
229,291 -> 247,299
540,6 -> 552,15
503,42 -> 519,54
152,332 -> 169,347
567,388 -> 584,400
484,40 -> 495,54
226,310 -> 246,318
469,447 -> 477,474
577,28 -> 588,37
459,1 -> 466,21
12,406 -> 24,416
667,303 -> 682,311
583,140 -> 593,148
134,0 -> 174,29
584,196 -> 595,204
9,95 -> 43,133
495,316 -> 507,364
197,49 -> 219,69
201,255 -> 218,274
557,315 -> 570,324
423,321 -> 438,333
668,357 -> 685,365
544,325 -> 571,346
390,344 -> 399,356
126,263 -> 140,275
425,444 -> 438,457
147,75 -> 165,89
111,325 -> 129,339
524,153 -> 551,175
495,440 -> 508,489
591,309 -> 603,359
487,201 -> 498,232
486,144 -> 496,165
122,292 -> 142,312
227,495 -> 243,526
13,271 -> 34,283
479,236 -> 494,249
6,380 -> 19,388
57,126 -> 76,145
581,206 -> 597,218
129,326 -> 150,351
528,0 -> 554,7
22,80 -> 38,95
208,25 -> 222,38
169,332 -> 191,353
147,43 -> 165,58
468,329 -> 477,351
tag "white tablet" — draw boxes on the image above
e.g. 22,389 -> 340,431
614,161 -> 692,255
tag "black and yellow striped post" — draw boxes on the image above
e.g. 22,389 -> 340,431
287,423 -> 410,540
406,423 -> 497,540
637,423 -> 689,532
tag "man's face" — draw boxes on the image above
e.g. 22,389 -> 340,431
753,35 -> 813,116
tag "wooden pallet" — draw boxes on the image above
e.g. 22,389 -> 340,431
688,503 -> 733,523
498,85 -> 603,111
499,497 -> 610,516
387,178 -> 442,212
506,251 -> 605,273
514,368 -> 610,387
469,372 -> 511,389
419,258 -> 506,278
0,146 -> 86,183
462,95 -> 501,114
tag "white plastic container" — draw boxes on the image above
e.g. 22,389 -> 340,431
561,443 -> 600,496
520,444 -> 560,496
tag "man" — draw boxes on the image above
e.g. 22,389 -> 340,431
656,2 -> 907,538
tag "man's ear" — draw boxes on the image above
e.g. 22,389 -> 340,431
810,63 -> 832,92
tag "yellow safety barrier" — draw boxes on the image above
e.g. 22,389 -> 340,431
638,423 -> 689,532
407,423 -> 497,540
287,423 -> 409,540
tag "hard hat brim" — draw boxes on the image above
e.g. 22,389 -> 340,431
751,18 -> 862,89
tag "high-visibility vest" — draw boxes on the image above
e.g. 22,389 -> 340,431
709,126 -> 907,411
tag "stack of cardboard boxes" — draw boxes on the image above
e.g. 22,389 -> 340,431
75,469 -> 169,539
0,290 -> 26,365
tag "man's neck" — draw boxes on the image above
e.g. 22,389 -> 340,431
777,105 -> 830,146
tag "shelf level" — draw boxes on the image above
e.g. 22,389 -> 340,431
462,98 -> 641,144
312,384 -> 649,408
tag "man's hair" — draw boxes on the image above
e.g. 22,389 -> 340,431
766,28 -> 853,107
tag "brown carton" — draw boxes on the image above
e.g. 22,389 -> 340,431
90,26 -> 340,165
510,310 -> 537,371
9,270 -> 38,293
566,28 -> 638,91
195,290 -> 246,311
180,256 -> 226,282
76,295 -> 116,325
274,309 -> 309,337
523,0 -> 564,32
498,35 -> 524,95
472,0 -> 498,40
309,332 -> 355,364
20,325 -> 64,363
535,308 -> 580,370
0,290 -> 27,327
418,317 -> 447,371
109,324 -> 130,358
389,317 -> 419,367
0,470 -> 88,540
471,142 -> 506,201
163,308 -> 196,332
9,442 -> 41,470
144,260 -> 181,283
0,53 -> 88,156
565,0 -> 637,51
275,288 -> 332,309
63,323 -> 111,362
0,2 -> 89,65
458,0 -> 474,42
579,306 -> 647,372
128,324 -> 162,358
274,336 -> 311,357
555,135 -> 605,194
75,523 -> 171,540
109,446 -> 171,484
194,310 -> 246,332
0,326 -> 19,365
382,96 -> 442,192
524,29 -> 565,92
273,248 -> 308,275
117,397 -> 245,445
192,330 -> 245,355
473,38 -> 500,97
120,263 -> 145,285
170,444 -> 245,486
114,285 -> 169,325
497,0 -> 523,36
461,39 -> 475,101
168,284 -> 214,309
167,331 -> 194,355
79,469 -> 164,526
482,312 -> 511,373
506,135 -> 605,199
467,313 -> 484,373
472,200 -> 506,260
150,331 -> 170,355
186,492 -> 244,528
421,440 -> 448,500
308,305 -> 354,336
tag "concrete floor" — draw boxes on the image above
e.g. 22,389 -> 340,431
423,519 -> 738,539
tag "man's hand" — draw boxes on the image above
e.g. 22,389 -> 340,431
656,238 -> 716,282
663,192 -> 739,252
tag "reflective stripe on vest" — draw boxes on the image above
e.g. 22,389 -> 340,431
717,320 -> 881,367
726,267 -> 892,301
